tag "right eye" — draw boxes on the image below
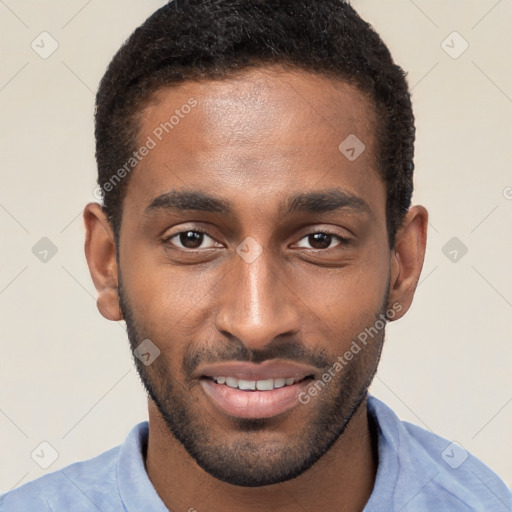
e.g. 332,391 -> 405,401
163,229 -> 220,250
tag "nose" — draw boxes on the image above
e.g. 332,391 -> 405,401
214,248 -> 301,350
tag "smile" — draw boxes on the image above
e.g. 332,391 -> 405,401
196,360 -> 318,419
199,377 -> 314,420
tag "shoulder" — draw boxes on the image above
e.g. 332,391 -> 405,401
367,395 -> 512,511
0,446 -> 121,512
1,441 -> 125,512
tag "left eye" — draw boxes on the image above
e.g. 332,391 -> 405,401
164,230 -> 217,250
296,232 -> 348,250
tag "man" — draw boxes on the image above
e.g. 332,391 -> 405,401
2,0 -> 510,510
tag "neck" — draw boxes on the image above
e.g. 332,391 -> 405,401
145,397 -> 378,512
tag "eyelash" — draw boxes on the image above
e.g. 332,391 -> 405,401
162,229 -> 351,250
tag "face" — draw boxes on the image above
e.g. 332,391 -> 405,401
87,65 -> 425,487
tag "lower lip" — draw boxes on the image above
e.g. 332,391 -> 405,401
199,378 -> 312,419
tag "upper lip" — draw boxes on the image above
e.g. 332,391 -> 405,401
196,360 -> 318,381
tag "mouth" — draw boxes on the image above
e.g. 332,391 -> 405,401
197,361 -> 317,419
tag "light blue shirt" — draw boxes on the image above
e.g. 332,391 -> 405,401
1,396 -> 510,511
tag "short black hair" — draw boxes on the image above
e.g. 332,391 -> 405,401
95,0 -> 414,247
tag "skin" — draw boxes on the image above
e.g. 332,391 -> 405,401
84,64 -> 428,512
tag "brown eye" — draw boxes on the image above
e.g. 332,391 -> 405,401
179,231 -> 204,249
309,233 -> 333,249
164,230 -> 217,250
296,232 -> 349,250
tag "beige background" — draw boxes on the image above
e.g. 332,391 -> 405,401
1,0 -> 511,493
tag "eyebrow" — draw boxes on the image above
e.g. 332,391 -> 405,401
286,189 -> 370,216
144,188 -> 371,217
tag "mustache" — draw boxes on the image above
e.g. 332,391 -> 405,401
182,338 -> 331,376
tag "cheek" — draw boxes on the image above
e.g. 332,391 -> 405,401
120,250 -> 219,350
120,233 -> 208,311
293,250 -> 389,351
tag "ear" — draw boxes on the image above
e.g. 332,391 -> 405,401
387,205 -> 428,321
83,203 -> 123,321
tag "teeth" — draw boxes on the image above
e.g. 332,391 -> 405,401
256,378 -> 274,391
238,379 -> 256,390
212,376 -> 299,390
226,377 -> 238,388
273,378 -> 286,388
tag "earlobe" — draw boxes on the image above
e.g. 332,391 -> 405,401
387,205 -> 428,321
83,203 -> 124,322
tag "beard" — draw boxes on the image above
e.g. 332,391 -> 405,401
118,273 -> 388,487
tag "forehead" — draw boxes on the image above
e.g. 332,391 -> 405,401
125,65 -> 383,218
141,65 -> 377,149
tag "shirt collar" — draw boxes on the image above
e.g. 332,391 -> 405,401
117,421 -> 169,511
